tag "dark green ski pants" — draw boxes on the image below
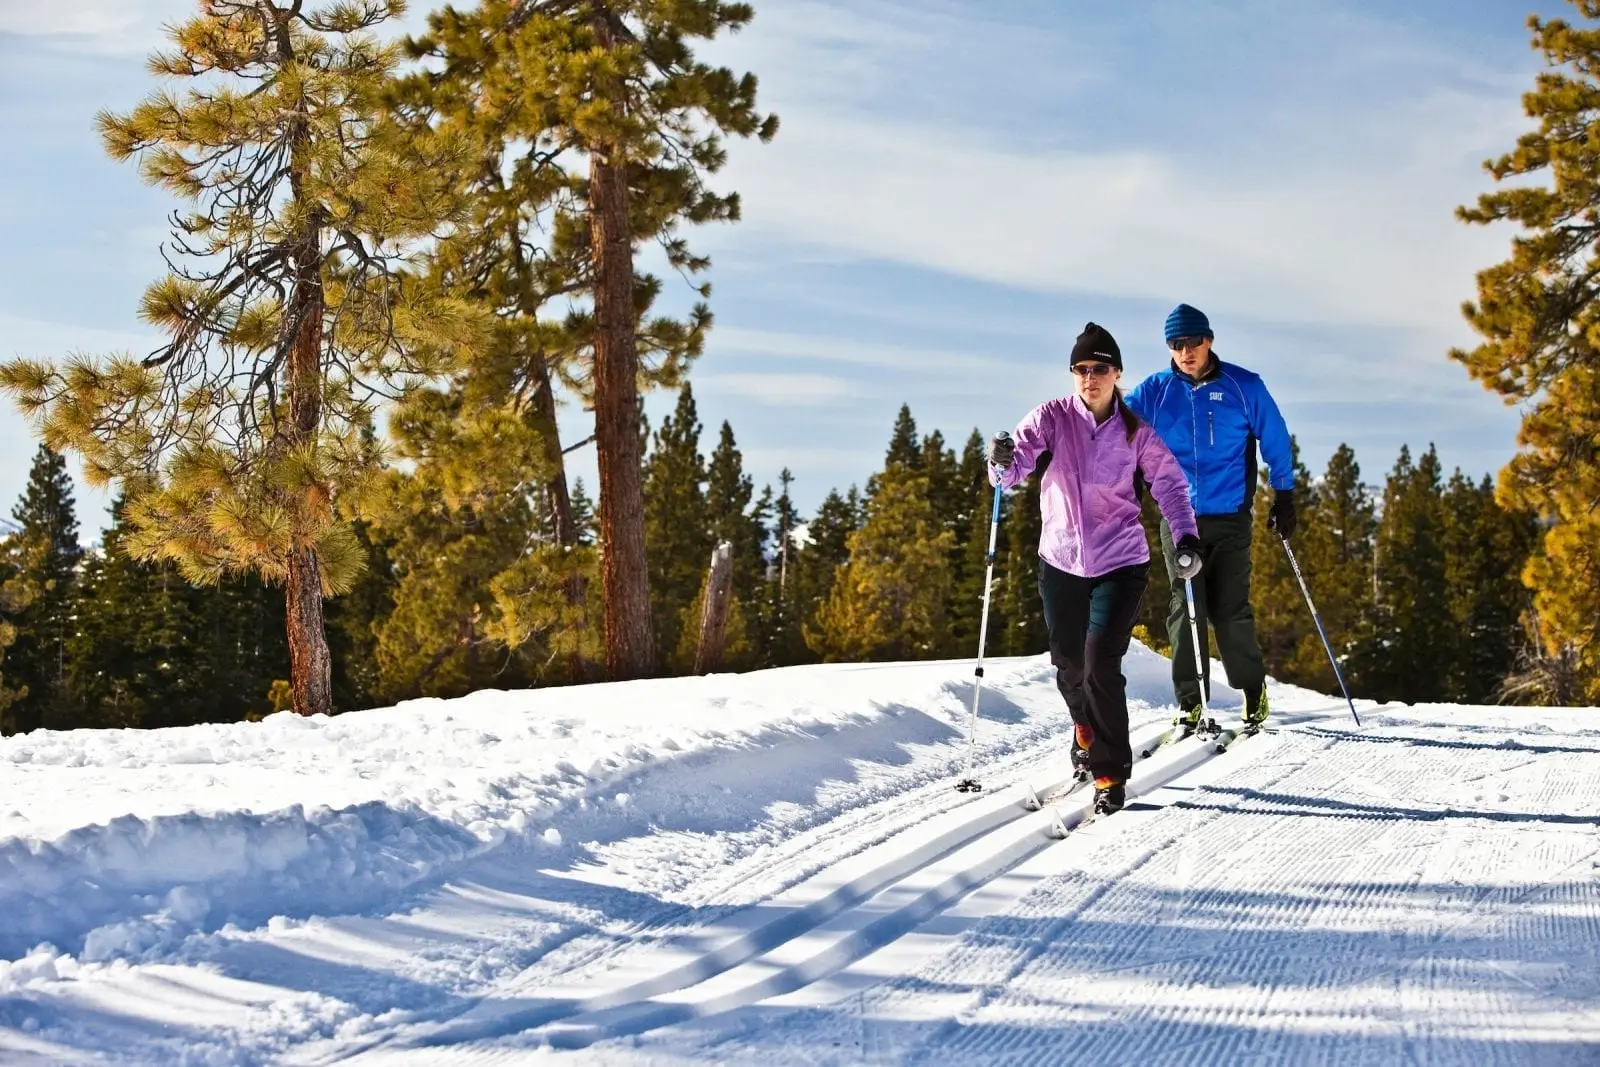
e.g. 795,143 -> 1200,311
1159,512 -> 1266,709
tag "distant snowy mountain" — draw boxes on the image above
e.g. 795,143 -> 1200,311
1,646 -> 1597,1065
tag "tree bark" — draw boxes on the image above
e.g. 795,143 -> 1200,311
281,224 -> 334,716
694,542 -> 734,675
588,8 -> 655,679
285,544 -> 333,715
529,349 -> 590,682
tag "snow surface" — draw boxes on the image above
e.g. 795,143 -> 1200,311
2,644 -> 1598,1065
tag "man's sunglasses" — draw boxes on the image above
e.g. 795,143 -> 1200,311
1169,336 -> 1208,352
1071,362 -> 1115,378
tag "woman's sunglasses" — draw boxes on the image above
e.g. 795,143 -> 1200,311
1168,336 -> 1208,352
1071,362 -> 1115,378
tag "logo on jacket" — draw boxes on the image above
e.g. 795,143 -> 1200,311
1209,391 -> 1224,401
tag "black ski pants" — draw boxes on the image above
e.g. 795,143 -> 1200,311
1159,512 -> 1267,709
1038,558 -> 1149,784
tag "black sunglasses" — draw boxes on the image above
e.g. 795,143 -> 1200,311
1169,336 -> 1208,352
1071,362 -> 1115,378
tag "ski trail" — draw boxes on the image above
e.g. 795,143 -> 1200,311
362,725 -> 1263,1057
809,721 -> 1600,1067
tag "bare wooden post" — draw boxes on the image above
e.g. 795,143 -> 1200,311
694,541 -> 735,675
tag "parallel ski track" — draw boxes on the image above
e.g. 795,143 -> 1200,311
871,722 -> 1600,1067
344,716 -> 1266,1060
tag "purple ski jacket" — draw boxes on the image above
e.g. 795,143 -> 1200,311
990,395 -> 1198,579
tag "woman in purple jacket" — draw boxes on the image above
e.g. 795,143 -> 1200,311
988,322 -> 1202,815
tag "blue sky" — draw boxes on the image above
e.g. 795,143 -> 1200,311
0,0 -> 1568,531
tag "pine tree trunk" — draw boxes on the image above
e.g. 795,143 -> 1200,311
285,545 -> 333,716
530,350 -> 590,682
281,219 -> 334,716
588,9 -> 655,679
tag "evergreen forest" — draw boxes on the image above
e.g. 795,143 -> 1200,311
1,0 -> 1598,732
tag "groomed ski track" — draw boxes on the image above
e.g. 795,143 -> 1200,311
334,668 -> 1600,1065
4,650 -> 1599,1066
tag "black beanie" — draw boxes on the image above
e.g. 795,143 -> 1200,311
1070,321 -> 1122,371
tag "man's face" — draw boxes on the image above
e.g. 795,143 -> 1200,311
1169,335 -> 1213,377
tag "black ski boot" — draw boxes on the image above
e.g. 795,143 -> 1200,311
1071,723 -> 1093,781
1243,686 -> 1270,731
1092,778 -> 1125,816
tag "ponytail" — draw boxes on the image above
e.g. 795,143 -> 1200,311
1114,387 -> 1140,443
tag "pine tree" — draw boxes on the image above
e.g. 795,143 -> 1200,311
1288,444 -> 1376,693
5,446 -> 83,731
373,369 -> 584,700
789,487 -> 859,662
0,2 -> 477,717
0,540 -> 37,734
326,521 -> 394,712
407,0 -> 776,680
705,421 -> 769,601
882,404 -> 921,477
757,467 -> 803,666
947,430 -> 994,659
1454,2 -> 1600,699
66,495 -> 288,729
1441,471 -> 1538,703
806,465 -> 954,662
996,471 -> 1046,657
644,386 -> 711,669
1249,440 -> 1315,686
677,420 -> 767,671
1352,445 -> 1453,703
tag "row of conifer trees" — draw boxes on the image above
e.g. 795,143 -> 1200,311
0,390 -> 1553,734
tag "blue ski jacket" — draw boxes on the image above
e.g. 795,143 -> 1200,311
1124,358 -> 1294,517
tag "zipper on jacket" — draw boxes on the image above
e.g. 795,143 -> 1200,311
1187,382 -> 1203,502
1208,410 -> 1215,447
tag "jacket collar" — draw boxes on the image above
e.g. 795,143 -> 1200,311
1172,354 -> 1222,385
1067,392 -> 1122,429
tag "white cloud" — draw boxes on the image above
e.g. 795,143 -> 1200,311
699,372 -> 856,406
700,0 -> 1532,344
717,103 -> 1517,338
710,326 -> 1004,374
0,0 -> 191,54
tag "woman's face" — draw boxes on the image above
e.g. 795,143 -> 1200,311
1072,360 -> 1121,405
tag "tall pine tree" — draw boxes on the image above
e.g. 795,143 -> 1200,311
408,0 -> 777,679
5,446 -> 83,731
1249,440 -> 1315,687
807,465 -> 954,662
1352,445 -> 1453,703
644,386 -> 711,669
0,1 -> 477,717
789,488 -> 860,662
1441,471 -> 1538,703
1287,444 -> 1376,694
1455,1 -> 1600,700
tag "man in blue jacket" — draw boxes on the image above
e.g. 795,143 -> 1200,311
1124,303 -> 1296,729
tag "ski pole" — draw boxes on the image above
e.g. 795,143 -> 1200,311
1183,575 -> 1207,704
1279,533 -> 1362,727
955,483 -> 1004,792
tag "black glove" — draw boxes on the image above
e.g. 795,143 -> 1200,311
988,430 -> 1015,470
1174,534 -> 1203,580
1268,488 -> 1297,540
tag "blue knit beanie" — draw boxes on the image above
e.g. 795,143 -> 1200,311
1164,303 -> 1213,343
